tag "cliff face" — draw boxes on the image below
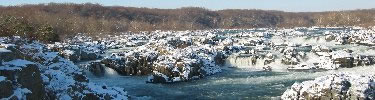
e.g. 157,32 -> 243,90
1,3 -> 375,42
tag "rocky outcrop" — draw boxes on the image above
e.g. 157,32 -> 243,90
167,37 -> 192,49
60,50 -> 80,62
281,73 -> 375,100
101,52 -> 157,76
0,79 -> 13,98
354,55 -> 375,66
0,60 -> 45,99
59,48 -> 101,63
331,50 -> 354,68
281,48 -> 304,65
147,47 -> 225,83
48,37 -> 105,63
312,45 -> 331,53
87,61 -> 106,76
99,35 -> 233,83
325,34 -> 335,41
148,58 -> 205,83
0,37 -> 129,99
333,57 -> 354,68
264,53 -> 275,65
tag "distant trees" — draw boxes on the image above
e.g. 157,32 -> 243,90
0,3 -> 375,42
0,16 -> 59,43
36,25 -> 59,43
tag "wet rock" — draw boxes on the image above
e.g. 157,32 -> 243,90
147,72 -> 168,83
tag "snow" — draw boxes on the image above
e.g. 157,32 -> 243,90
1,44 -> 16,48
2,88 -> 32,100
331,50 -> 352,59
44,70 -> 75,91
0,37 -> 130,99
281,73 -> 375,100
289,63 -> 315,70
3,59 -> 35,67
0,48 -> 11,52
85,83 -> 128,99
3,26 -> 375,98
0,76 -> 6,81
63,50 -> 74,55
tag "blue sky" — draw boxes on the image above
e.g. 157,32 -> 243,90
1,0 -> 375,12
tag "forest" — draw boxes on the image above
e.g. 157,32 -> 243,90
1,3 -> 375,42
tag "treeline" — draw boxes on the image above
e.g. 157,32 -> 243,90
0,3 -> 375,42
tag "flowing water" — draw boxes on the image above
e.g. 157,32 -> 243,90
86,66 -> 374,100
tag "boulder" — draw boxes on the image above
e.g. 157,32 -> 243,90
60,50 -> 80,62
81,51 -> 99,61
0,62 -> 45,99
331,50 -> 354,68
281,57 -> 299,65
0,49 -> 16,62
101,55 -> 154,76
0,79 -> 13,98
333,57 -> 354,68
325,35 -> 335,41
214,52 -> 227,65
87,61 -> 105,76
147,72 -> 168,83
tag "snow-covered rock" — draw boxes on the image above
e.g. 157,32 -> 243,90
0,37 -> 129,99
281,73 -> 375,100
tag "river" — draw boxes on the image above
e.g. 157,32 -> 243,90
85,65 -> 374,100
